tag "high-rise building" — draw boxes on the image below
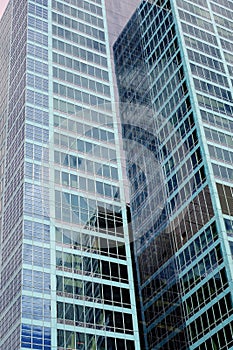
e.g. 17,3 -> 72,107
0,0 -> 141,349
114,0 -> 233,349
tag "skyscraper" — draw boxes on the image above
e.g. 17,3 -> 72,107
0,0 -> 141,349
114,0 -> 233,349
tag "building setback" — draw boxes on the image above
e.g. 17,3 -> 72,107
0,0 -> 141,349
114,0 -> 233,349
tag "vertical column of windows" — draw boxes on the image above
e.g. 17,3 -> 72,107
0,0 -> 28,348
22,2 -> 52,349
176,0 -> 233,195
175,1 -> 233,349
52,1 -> 139,348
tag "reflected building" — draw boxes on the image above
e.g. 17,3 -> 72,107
0,0 -> 140,349
114,0 -> 233,349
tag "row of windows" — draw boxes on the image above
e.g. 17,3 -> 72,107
52,0 -> 103,28
56,250 -> 128,282
22,296 -> 50,322
55,164 -> 118,191
181,244 -> 223,293
147,25 -> 177,68
55,124 -> 114,145
221,37 -> 233,54
143,267 -> 179,316
58,170 -> 120,197
184,268 -> 228,318
26,123 -> 49,143
190,63 -> 229,88
187,48 -> 225,73
28,2 -> 48,19
55,0 -> 102,16
27,42 -> 48,61
54,97 -> 83,115
152,63 -> 184,104
169,168 -> 206,216
156,83 -> 188,121
24,219 -> 50,243
54,100 -> 112,119
28,28 -> 48,47
27,89 -> 49,109
197,94 -> 233,116
52,25 -> 105,54
217,24 -> 233,42
211,2 -> 233,21
27,73 -> 48,92
178,222 -> 218,271
166,148 -> 203,197
57,149 -> 114,181
138,225 -> 176,286
143,12 -> 174,56
214,12 -> 233,31
2,326 -> 20,350
28,14 -> 48,32
194,78 -> 232,101
205,127 -> 233,148
54,190 -> 122,231
29,0 -> 48,6
213,0 -> 233,10
162,113 -> 195,168
164,126 -> 199,175
24,182 -> 49,221
0,270 -> 21,317
55,169 -> 119,200
53,82 -> 110,106
53,52 -> 109,81
52,12 -> 105,41
54,113 -> 113,134
53,67 -> 110,96
23,268 -> 50,294
54,190 -> 122,221
173,186 -> 214,250
53,39 -> 107,67
197,320 -> 233,350
25,142 -> 46,162
184,36 -> 221,59
54,143 -> 116,167
27,57 -> 48,76
209,143 -> 233,165
57,301 -> 133,333
161,90 -> 190,136
56,275 -> 130,306
141,0 -> 171,34
22,324 -> 51,350
164,131 -> 199,179
182,22 -> 217,46
212,162 -> 233,183
25,161 -> 44,182
189,293 -> 233,343
177,0 -> 210,19
178,10 -> 213,33
149,48 -> 181,89
57,329 -> 135,350
55,226 -> 126,259
23,243 -> 50,268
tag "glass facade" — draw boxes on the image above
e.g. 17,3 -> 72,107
0,0 -> 140,349
114,0 -> 233,349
